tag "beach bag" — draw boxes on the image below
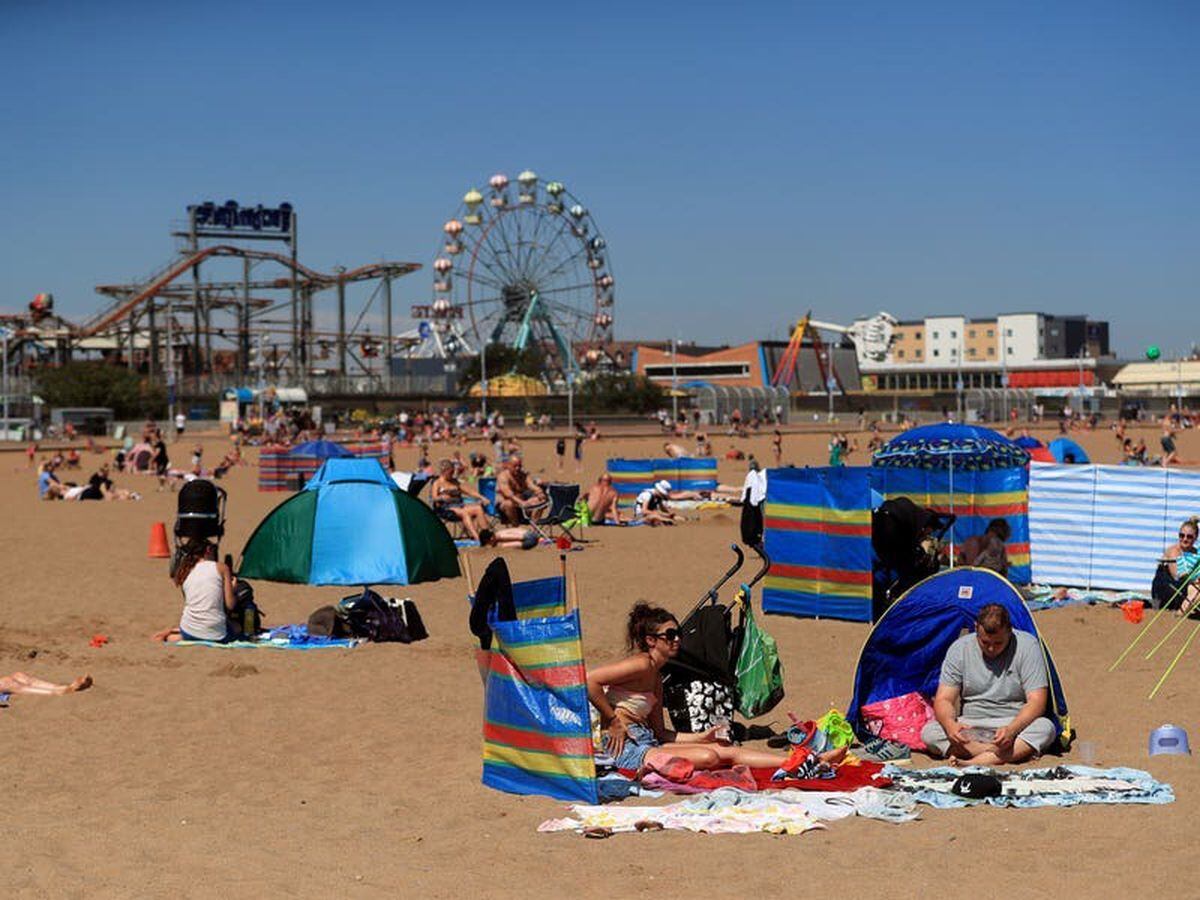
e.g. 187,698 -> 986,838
227,579 -> 263,640
734,599 -> 784,718
859,691 -> 934,749
338,588 -> 426,643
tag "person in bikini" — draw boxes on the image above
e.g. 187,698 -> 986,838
586,603 -> 844,779
430,459 -> 491,542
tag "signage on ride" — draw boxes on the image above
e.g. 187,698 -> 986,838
411,305 -> 465,319
187,201 -> 294,237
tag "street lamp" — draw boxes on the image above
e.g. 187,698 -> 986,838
0,326 -> 11,441
480,339 -> 489,423
670,338 -> 679,424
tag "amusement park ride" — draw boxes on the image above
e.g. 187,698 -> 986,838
417,170 -> 615,379
771,311 -> 899,393
2,173 -> 616,396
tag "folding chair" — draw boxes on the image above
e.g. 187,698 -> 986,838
532,483 -> 588,544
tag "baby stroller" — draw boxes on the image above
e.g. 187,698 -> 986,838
871,496 -> 955,621
661,544 -> 773,733
170,479 -> 227,579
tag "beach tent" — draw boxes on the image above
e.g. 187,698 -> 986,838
846,567 -> 1071,746
761,466 -> 874,622
606,457 -> 719,507
1048,437 -> 1090,464
239,458 -> 459,585
473,566 -> 598,803
128,442 -> 154,471
290,440 -> 353,459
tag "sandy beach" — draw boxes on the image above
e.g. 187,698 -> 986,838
4,423 -> 1199,899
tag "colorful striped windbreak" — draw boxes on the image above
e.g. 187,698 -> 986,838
258,442 -> 388,491
762,466 -> 874,622
481,582 -> 598,803
868,465 -> 1031,585
606,457 -> 719,506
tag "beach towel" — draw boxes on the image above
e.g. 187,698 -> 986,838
172,624 -> 359,650
538,792 -> 826,836
883,764 -> 1173,809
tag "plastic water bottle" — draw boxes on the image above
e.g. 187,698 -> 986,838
712,716 -> 732,743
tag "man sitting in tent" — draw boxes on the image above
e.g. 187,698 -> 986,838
921,603 -> 1056,766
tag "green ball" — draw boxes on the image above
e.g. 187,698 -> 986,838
1146,345 -> 1161,361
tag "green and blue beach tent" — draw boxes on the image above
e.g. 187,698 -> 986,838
238,457 -> 459,585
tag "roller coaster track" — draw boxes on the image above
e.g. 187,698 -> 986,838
79,245 -> 420,338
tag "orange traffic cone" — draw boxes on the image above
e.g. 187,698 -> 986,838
148,522 -> 171,558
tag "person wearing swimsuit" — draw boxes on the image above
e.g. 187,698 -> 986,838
585,603 -> 845,777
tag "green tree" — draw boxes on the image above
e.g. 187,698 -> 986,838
36,362 -> 166,418
577,372 -> 664,413
456,345 -> 545,391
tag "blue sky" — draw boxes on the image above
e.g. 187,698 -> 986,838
2,0 -> 1196,357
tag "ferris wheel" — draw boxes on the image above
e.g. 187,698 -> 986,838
423,171 -> 614,373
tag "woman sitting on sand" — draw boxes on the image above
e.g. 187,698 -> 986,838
586,603 -> 844,779
1156,517 -> 1200,614
0,672 -> 92,696
154,539 -> 237,643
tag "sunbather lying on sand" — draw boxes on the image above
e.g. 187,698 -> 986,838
586,603 -> 844,779
0,672 -> 92,696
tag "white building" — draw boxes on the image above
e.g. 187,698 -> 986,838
924,315 -> 965,366
996,313 -> 1044,365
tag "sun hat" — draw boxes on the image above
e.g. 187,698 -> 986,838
654,480 -> 671,495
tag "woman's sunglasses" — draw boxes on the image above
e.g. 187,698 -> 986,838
1181,532 -> 1196,540
651,628 -> 682,642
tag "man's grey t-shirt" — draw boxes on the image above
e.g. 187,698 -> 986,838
939,629 -> 1049,720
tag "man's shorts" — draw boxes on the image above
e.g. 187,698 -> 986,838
921,716 -> 1056,757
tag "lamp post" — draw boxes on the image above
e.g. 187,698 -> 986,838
1,326 -> 10,441
480,339 -> 488,423
671,338 -> 679,424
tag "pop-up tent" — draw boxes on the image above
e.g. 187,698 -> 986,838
846,567 -> 1072,747
239,458 -> 459,586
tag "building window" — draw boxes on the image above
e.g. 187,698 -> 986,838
915,349 -> 922,357
932,331 -> 939,339
933,349 -> 940,357
987,329 -> 994,337
897,349 -> 905,359
968,347 -> 976,356
950,330 -> 957,339
1006,329 -> 1013,337
1050,328 -> 1059,337
950,348 -> 957,357
969,329 -> 976,339
988,347 -> 995,356
915,332 -> 922,340
1007,346 -> 1013,355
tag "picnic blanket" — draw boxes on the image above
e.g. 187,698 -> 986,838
173,624 -> 359,650
638,760 -> 887,795
1025,585 -> 1148,612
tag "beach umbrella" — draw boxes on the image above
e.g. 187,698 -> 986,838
872,424 -> 1030,564
289,440 -> 353,459
1048,437 -> 1090,464
238,458 -> 460,586
1028,446 -> 1056,463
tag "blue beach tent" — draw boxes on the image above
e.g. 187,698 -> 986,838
846,567 -> 1072,748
